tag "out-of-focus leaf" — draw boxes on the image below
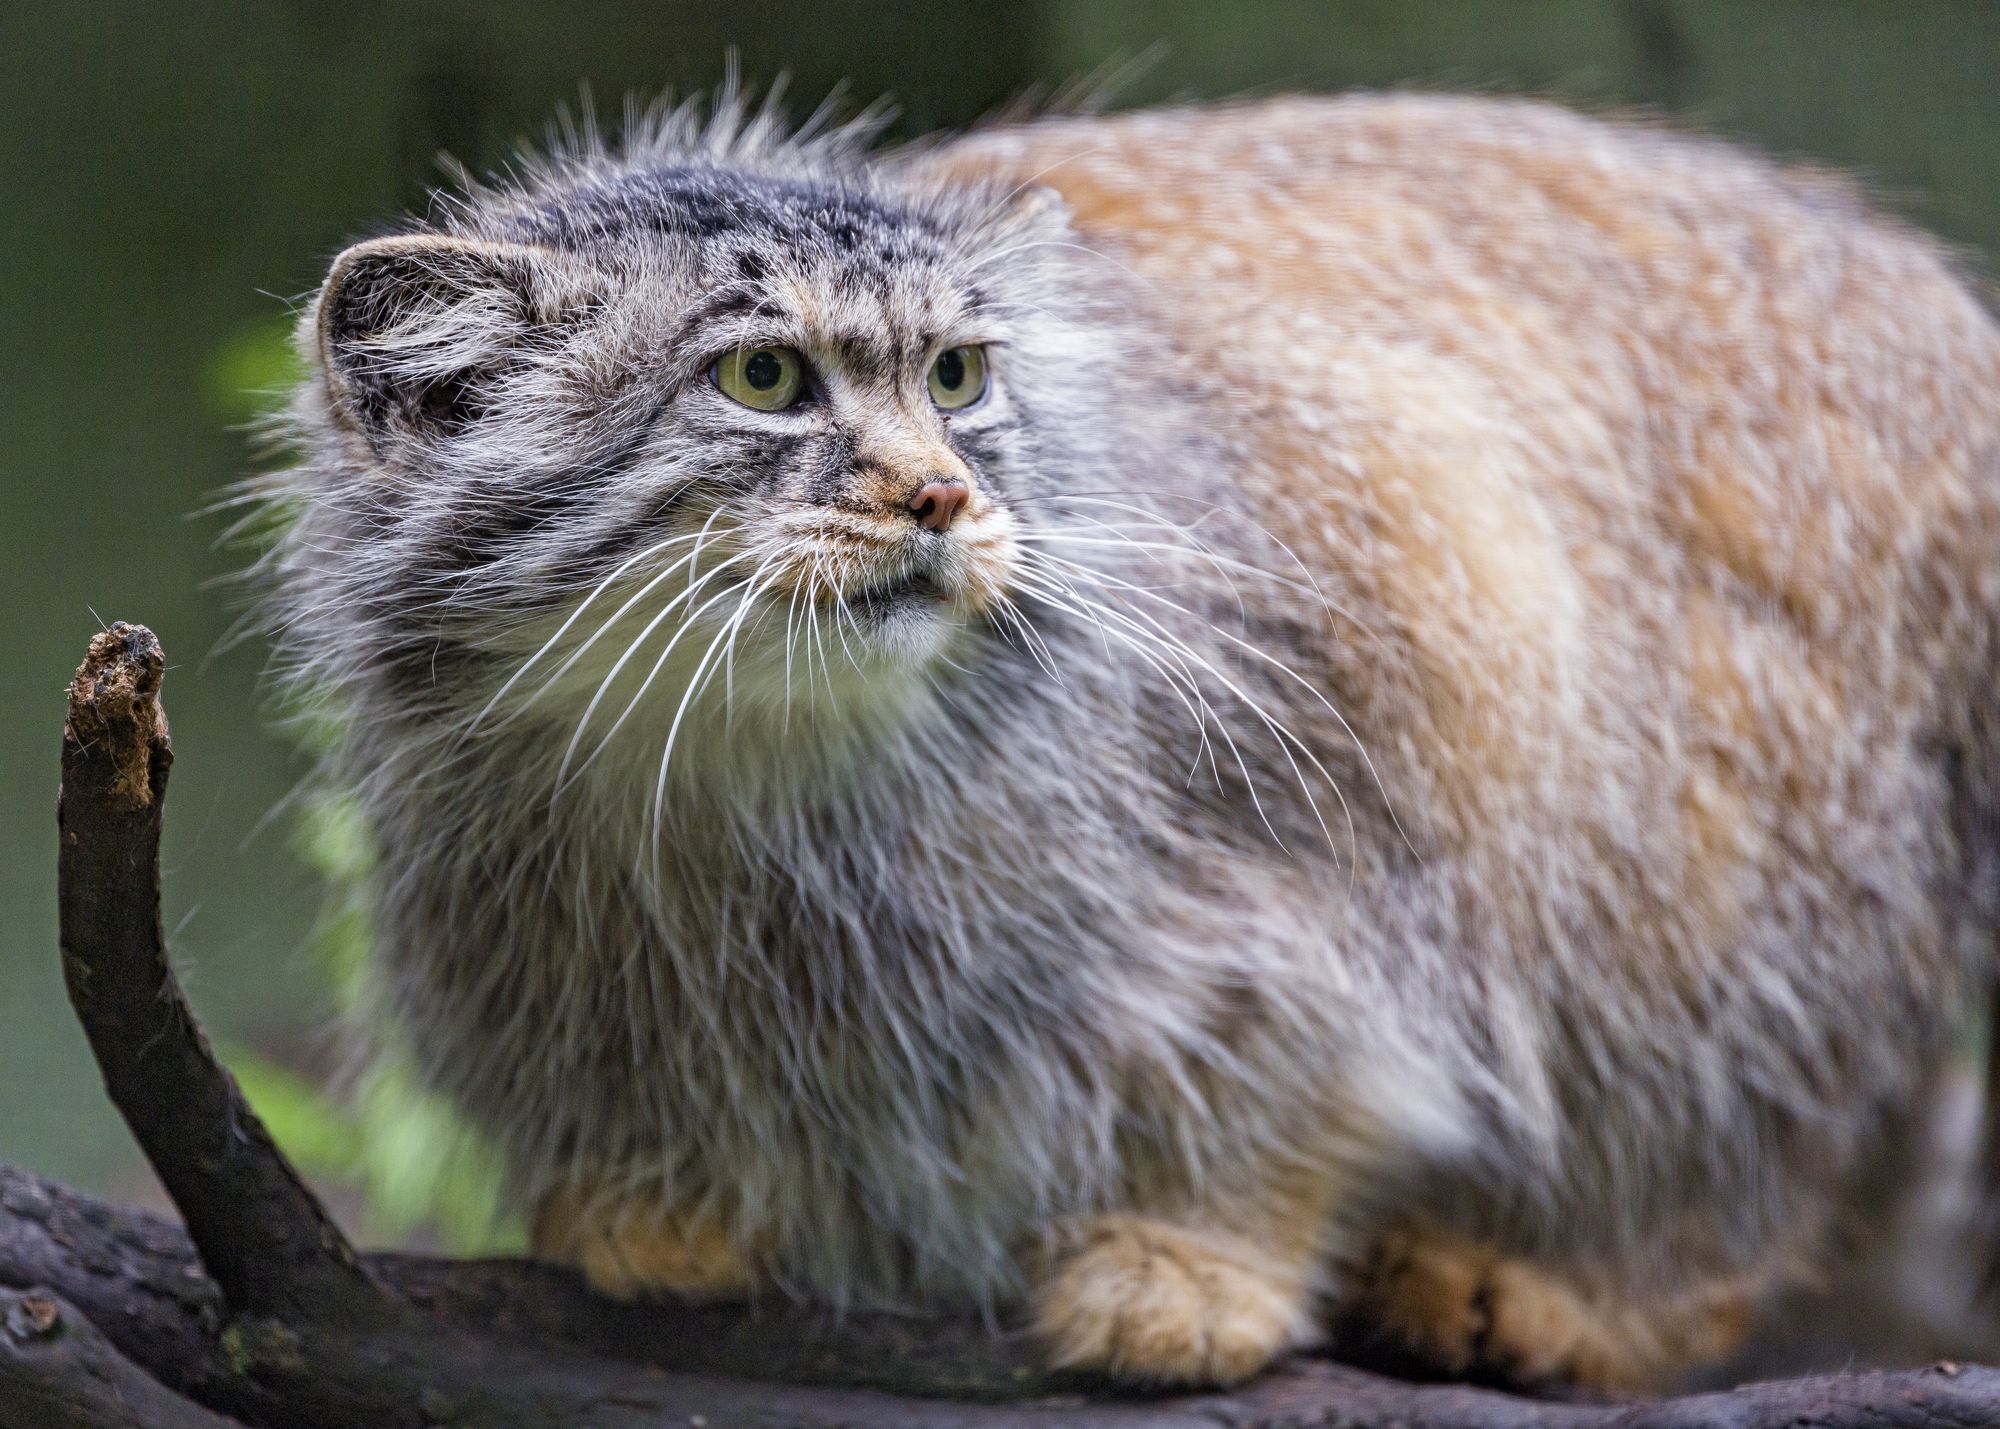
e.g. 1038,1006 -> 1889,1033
204,314 -> 305,425
223,1044 -> 362,1174
354,1059 -> 522,1254
289,785 -> 521,1253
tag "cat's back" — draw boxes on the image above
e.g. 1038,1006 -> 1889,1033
935,92 -> 2000,551
931,95 -> 2000,860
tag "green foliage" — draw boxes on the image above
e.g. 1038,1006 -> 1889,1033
212,314 -> 520,1255
289,788 -> 521,1253
223,786 -> 521,1255
202,313 -> 305,426
222,1047 -> 361,1173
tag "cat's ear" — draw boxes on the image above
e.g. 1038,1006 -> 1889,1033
312,233 -> 588,456
999,182 -> 1074,240
972,182 -> 1072,249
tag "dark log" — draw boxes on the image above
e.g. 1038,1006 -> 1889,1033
6,619 -> 2000,1427
10,1161 -> 2000,1429
0,1285 -> 246,1429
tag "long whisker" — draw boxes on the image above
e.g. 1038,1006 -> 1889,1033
1020,575 -> 1306,857
1014,531 -> 1329,605
1014,523 -> 1254,632
780,574 -> 805,733
804,552 -> 838,711
1027,546 -> 1405,859
647,565 -> 782,863
1006,574 -> 1223,792
1014,550 -> 1356,864
988,594 -> 1064,685
721,552 -> 790,730
457,529 -> 706,737
1010,489 -> 1380,646
552,546 -> 764,792
1012,568 -> 1266,835
471,511 -> 729,733
828,572 -> 864,674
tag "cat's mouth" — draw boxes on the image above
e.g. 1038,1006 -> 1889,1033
848,568 -> 951,618
777,516 -> 1016,636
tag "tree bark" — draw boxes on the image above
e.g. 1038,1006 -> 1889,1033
56,624 -> 385,1329
0,1285 -> 246,1429
6,621 -> 2000,1427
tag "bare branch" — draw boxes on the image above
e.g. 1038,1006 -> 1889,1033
57,623 -> 388,1327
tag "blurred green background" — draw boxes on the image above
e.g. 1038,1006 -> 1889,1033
3,1 -> 1997,1244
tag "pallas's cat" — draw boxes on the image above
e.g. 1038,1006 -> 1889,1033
263,92 -> 2000,1387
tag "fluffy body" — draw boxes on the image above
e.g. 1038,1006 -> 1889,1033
264,92 -> 2000,1388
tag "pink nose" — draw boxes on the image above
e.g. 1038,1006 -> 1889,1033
909,480 -> 969,532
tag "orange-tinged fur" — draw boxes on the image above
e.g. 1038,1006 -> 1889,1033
919,95 -> 2000,1386
292,92 -> 2000,1392
1352,1227 -> 1758,1391
1034,1215 -> 1322,1386
531,1180 -> 756,1301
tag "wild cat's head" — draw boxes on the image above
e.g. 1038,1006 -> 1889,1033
285,97 -> 1127,797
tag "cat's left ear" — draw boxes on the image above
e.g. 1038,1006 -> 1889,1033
999,182 -> 1074,238
311,233 -> 597,458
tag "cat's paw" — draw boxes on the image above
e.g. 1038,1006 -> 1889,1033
531,1184 -> 754,1301
1033,1215 -> 1313,1385
1355,1227 -> 1754,1392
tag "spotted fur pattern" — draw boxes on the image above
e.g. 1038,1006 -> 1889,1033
257,90 -> 2000,1387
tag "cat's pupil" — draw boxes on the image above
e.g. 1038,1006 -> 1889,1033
745,350 -> 783,390
936,349 -> 965,390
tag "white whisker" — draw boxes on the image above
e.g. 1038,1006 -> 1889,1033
1022,545 -> 1398,861
552,546 -> 764,793
472,511 -> 730,735
646,565 -> 783,863
1013,567 -> 1282,837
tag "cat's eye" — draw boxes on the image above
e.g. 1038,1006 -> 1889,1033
927,345 -> 988,410
712,346 -> 805,411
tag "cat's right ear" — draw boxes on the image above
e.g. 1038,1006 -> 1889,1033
313,233 -> 578,458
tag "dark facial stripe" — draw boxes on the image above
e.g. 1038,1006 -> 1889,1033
947,414 -> 1025,494
681,284 -> 784,330
804,431 -> 856,509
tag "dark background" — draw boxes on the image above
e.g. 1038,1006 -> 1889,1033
3,1 -> 1996,1229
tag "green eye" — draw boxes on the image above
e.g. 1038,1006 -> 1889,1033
713,346 -> 805,411
927,345 -> 988,410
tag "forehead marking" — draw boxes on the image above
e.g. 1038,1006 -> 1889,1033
510,166 -> 948,261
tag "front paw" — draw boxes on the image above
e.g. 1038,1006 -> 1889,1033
531,1184 -> 754,1302
1033,1215 -> 1315,1386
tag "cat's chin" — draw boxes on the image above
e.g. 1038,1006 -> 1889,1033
804,548 -> 1000,677
840,587 -> 966,666
583,605 -> 969,786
